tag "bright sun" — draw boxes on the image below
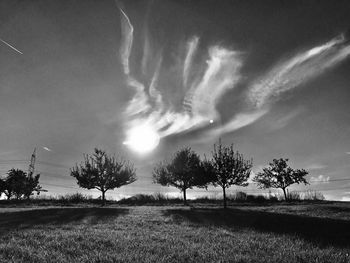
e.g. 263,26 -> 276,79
124,124 -> 160,153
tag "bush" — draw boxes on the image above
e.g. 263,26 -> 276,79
227,191 -> 248,202
118,193 -> 182,205
246,194 -> 268,203
58,193 -> 90,203
286,191 -> 302,201
303,190 -> 325,201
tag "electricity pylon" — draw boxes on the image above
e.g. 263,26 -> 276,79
28,148 -> 36,176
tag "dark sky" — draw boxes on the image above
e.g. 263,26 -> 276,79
1,0 -> 350,200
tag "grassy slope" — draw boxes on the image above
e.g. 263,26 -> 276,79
0,203 -> 349,263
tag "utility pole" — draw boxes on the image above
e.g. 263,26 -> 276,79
28,148 -> 36,176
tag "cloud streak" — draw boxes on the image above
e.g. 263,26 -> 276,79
42,146 -> 52,152
0,38 -> 23,55
310,174 -> 330,184
183,36 -> 199,88
248,35 -> 350,108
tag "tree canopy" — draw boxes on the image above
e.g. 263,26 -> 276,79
71,148 -> 137,205
2,169 -> 42,200
253,158 -> 309,201
152,147 -> 210,205
209,140 -> 253,208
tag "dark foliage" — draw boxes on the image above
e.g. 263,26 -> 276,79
1,169 -> 42,200
71,148 -> 136,205
152,147 -> 210,205
253,158 -> 309,201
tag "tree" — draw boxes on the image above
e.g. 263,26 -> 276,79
253,158 -> 309,201
71,148 -> 137,205
0,178 -> 5,198
3,169 -> 42,200
152,147 -> 210,205
209,140 -> 253,209
22,173 -> 43,199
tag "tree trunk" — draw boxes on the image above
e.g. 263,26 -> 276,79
183,188 -> 187,206
282,188 -> 288,201
223,186 -> 227,209
101,190 -> 106,206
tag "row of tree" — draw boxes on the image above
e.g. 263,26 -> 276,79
69,141 -> 308,207
0,169 -> 43,200
153,141 -> 308,208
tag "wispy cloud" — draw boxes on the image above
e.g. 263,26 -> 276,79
310,174 -> 330,184
117,6 -> 350,150
304,163 -> 327,171
247,35 -> 350,108
207,109 -> 268,137
269,108 -> 304,130
183,36 -> 199,87
118,7 -> 244,144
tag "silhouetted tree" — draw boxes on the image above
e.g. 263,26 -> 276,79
0,178 -> 5,198
209,140 -> 253,209
253,158 -> 309,201
152,147 -> 210,205
71,148 -> 136,205
22,173 -> 43,199
3,169 -> 42,200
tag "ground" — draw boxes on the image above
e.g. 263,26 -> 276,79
0,202 -> 350,262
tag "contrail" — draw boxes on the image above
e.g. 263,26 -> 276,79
0,38 -> 23,54
119,7 -> 133,75
42,146 -> 52,152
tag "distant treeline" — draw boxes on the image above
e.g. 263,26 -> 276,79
1,140 -> 313,207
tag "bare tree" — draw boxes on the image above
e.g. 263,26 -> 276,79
209,140 -> 253,209
152,147 -> 210,205
71,148 -> 136,205
253,158 -> 308,201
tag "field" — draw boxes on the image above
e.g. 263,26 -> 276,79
0,202 -> 350,262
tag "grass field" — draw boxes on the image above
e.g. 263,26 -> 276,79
0,202 -> 350,262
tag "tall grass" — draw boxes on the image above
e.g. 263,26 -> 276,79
0,190 -> 326,207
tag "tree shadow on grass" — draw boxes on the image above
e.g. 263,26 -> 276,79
163,208 -> 350,249
0,207 -> 129,235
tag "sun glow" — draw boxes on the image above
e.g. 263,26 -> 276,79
124,124 -> 160,153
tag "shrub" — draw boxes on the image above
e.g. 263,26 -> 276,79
286,191 -> 302,201
303,190 -> 325,201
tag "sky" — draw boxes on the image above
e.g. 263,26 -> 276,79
0,0 -> 350,201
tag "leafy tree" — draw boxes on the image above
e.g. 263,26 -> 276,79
4,169 -> 26,199
71,148 -> 137,205
3,169 -> 42,200
209,140 -> 253,209
253,158 -> 309,201
152,147 -> 210,205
